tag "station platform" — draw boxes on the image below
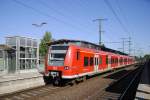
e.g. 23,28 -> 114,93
135,61 -> 150,100
0,71 -> 45,96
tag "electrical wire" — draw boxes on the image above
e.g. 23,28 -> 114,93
116,0 -> 134,37
104,0 -> 130,35
12,0 -> 91,34
38,0 -> 93,34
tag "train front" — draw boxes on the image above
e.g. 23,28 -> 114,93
44,44 -> 73,85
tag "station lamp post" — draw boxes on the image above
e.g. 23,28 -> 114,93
32,22 -> 47,27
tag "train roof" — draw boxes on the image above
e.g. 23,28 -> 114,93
47,39 -> 128,56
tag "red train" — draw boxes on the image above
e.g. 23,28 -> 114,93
43,39 -> 134,85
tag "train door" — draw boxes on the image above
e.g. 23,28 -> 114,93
94,55 -> 99,73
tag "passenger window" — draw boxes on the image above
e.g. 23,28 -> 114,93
77,51 -> 80,60
111,58 -> 113,64
106,56 -> 108,64
99,56 -> 102,64
84,57 -> 89,66
90,57 -> 93,66
109,58 -> 111,64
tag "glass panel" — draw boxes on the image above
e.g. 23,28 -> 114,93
20,47 -> 25,58
106,56 -> 108,64
90,57 -> 93,66
26,47 -> 32,58
51,53 -> 66,59
0,50 -> 4,71
6,37 -> 16,46
49,60 -> 64,66
32,48 -> 37,58
99,56 -> 102,64
33,40 -> 37,47
84,57 -> 88,66
20,59 -> 25,70
20,37 -> 26,46
32,60 -> 36,68
27,39 -> 32,47
51,46 -> 68,50
8,52 -> 16,73
26,59 -> 31,69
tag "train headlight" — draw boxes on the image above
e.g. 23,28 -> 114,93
64,66 -> 69,70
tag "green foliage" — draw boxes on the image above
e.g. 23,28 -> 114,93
39,31 -> 52,57
143,54 -> 150,60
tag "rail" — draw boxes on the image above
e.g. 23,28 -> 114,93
119,63 -> 144,100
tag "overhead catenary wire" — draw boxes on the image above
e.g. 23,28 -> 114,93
12,0 -> 92,34
115,0 -> 134,55
104,0 -> 131,36
38,0 -> 94,34
116,0 -> 134,36
115,0 -> 129,27
104,0 -> 134,54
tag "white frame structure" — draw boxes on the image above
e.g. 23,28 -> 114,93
6,36 -> 39,73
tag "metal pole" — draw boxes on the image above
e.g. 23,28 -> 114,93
128,37 -> 132,55
121,38 -> 125,53
93,18 -> 107,45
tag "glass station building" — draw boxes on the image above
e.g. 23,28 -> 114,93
0,44 -> 15,75
0,36 -> 39,75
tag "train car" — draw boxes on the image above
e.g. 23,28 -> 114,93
44,39 -> 134,85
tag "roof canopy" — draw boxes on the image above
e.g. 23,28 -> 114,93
0,44 -> 16,51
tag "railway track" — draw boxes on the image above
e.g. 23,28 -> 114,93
0,64 -> 138,100
0,84 -> 70,100
87,64 -> 143,100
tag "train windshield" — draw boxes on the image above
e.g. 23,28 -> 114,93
48,45 -> 69,66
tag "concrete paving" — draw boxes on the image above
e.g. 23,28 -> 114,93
135,61 -> 150,100
0,72 -> 45,96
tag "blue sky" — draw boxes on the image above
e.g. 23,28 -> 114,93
0,0 -> 150,56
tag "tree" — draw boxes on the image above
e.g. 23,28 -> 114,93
39,31 -> 52,57
143,54 -> 150,61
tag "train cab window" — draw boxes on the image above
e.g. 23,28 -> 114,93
51,46 -> 68,50
90,57 -> 93,66
49,45 -> 69,66
76,51 -> 80,60
52,53 -> 66,58
84,57 -> 89,66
